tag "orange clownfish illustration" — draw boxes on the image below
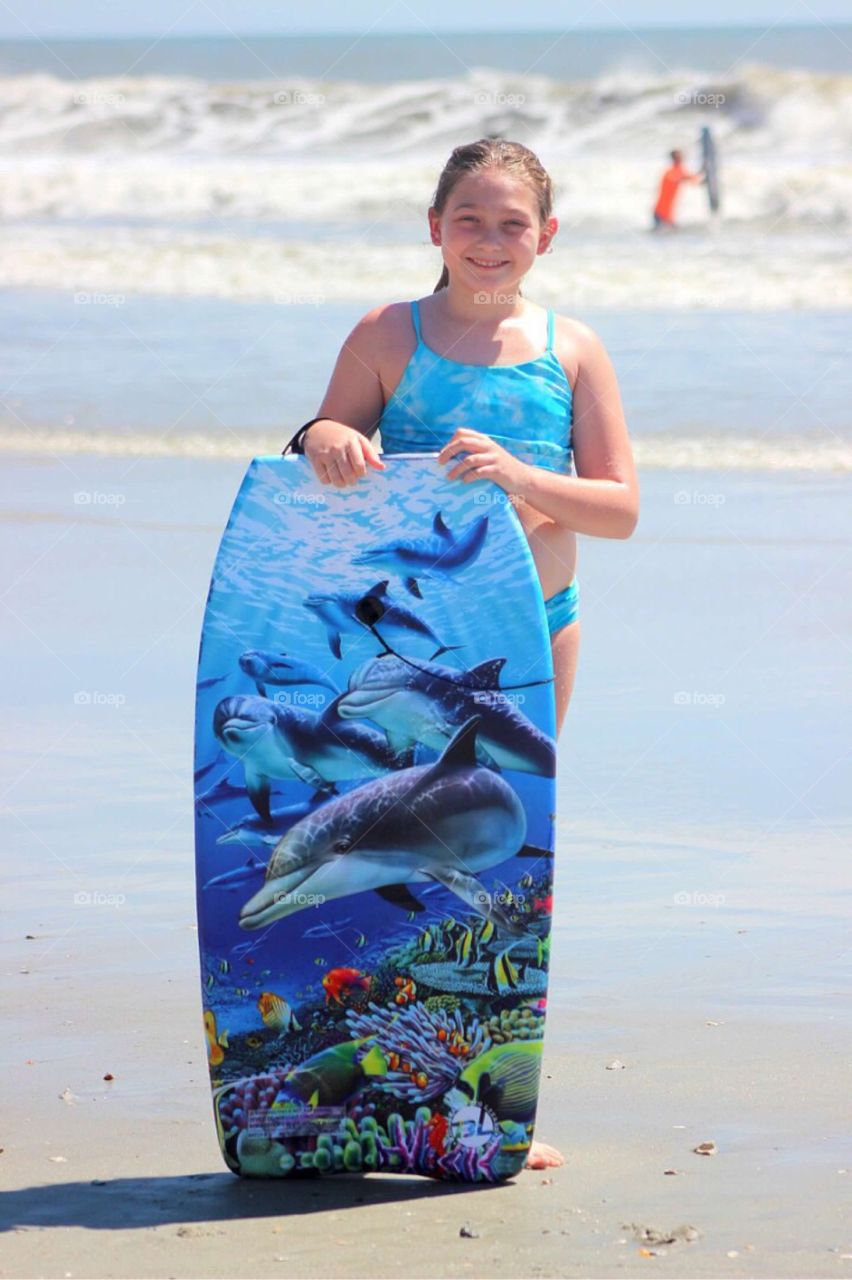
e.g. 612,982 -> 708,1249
394,976 -> 417,1006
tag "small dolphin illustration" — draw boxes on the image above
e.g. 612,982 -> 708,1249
213,693 -> 408,821
351,510 -> 489,597
196,775 -> 244,809
239,716 -> 539,937
337,653 -> 556,776
239,650 -> 339,700
194,753 -> 225,783
203,856 -> 267,892
303,580 -> 459,661
216,800 -> 324,847
198,674 -> 228,691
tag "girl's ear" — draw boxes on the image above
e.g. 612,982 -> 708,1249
427,206 -> 442,246
537,216 -> 559,255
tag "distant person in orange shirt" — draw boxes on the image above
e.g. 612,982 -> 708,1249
652,149 -> 704,230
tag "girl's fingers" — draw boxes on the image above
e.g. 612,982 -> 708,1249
362,437 -> 387,471
447,454 -> 489,482
345,440 -> 368,480
326,457 -> 349,488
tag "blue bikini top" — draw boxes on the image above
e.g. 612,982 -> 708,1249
377,299 -> 574,474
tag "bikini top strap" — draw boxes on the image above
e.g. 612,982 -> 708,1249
546,307 -> 555,353
410,298 -> 422,343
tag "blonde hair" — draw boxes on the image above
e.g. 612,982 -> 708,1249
430,138 -> 554,292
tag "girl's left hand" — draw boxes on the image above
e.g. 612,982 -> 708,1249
438,428 -> 530,493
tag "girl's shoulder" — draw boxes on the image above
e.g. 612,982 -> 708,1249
346,301 -> 416,366
551,312 -> 609,389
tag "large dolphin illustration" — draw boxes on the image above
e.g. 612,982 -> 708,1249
303,579 -> 459,661
351,510 -> 489,598
239,650 -> 339,700
336,653 -> 556,777
239,716 -> 537,937
213,694 -> 408,821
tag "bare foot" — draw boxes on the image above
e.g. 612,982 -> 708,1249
525,1140 -> 565,1170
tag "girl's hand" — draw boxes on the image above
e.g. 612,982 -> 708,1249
304,419 -> 385,488
438,428 -> 530,493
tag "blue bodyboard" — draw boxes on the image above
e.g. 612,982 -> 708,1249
194,454 -> 557,1181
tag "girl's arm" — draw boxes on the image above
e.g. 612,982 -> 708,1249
299,308 -> 389,485
509,324 -> 639,539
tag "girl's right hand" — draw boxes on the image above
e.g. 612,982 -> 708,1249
303,419 -> 386,488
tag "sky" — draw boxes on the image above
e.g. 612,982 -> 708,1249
0,0 -> 848,39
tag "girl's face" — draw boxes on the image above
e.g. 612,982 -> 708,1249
428,168 -> 556,293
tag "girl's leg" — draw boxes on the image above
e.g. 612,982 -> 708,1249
525,618 -> 581,1171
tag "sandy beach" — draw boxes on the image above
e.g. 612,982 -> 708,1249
1,454 -> 849,1278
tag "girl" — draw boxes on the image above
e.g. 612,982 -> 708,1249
290,138 -> 639,1170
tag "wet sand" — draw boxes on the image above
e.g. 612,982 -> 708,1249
1,454 -> 850,1278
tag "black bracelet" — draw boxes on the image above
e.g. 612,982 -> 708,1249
282,418 -> 331,456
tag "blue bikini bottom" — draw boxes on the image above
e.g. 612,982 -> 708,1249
544,578 -> 579,638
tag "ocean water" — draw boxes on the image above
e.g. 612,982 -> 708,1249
0,28 -> 849,467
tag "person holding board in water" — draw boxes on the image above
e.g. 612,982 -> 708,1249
652,147 -> 705,229
285,137 -> 639,1171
